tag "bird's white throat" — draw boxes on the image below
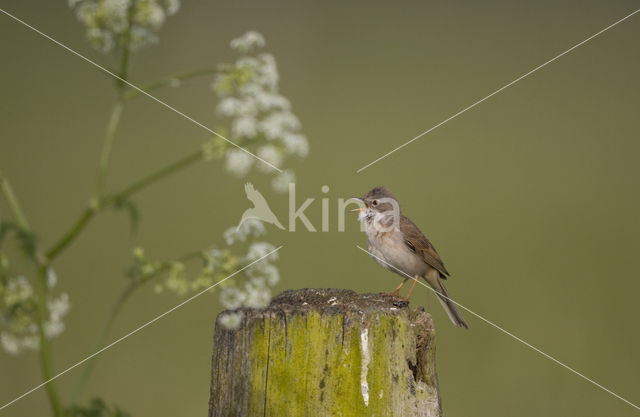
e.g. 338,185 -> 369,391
359,209 -> 399,237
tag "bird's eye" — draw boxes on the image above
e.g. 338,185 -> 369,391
372,200 -> 378,206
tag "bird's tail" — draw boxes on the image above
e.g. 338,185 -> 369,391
424,273 -> 469,329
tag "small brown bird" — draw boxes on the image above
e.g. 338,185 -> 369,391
352,186 -> 468,328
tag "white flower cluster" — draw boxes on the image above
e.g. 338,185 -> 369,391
229,31 -> 265,52
217,268 -> 272,331
69,0 -> 180,52
0,270 -> 70,355
148,218 -> 279,329
223,218 -> 266,245
245,241 -> 279,262
212,32 -> 309,193
216,222 -> 280,329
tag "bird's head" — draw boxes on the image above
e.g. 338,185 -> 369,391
350,186 -> 401,225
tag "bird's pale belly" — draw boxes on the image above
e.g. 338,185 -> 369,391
367,232 -> 428,278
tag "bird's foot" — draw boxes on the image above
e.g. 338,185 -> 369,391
381,290 -> 402,298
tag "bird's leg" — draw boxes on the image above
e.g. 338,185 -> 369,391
383,278 -> 408,297
399,275 -> 419,301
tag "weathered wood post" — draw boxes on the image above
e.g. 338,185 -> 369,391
208,288 -> 441,417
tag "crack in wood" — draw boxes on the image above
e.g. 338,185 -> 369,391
263,315 -> 272,417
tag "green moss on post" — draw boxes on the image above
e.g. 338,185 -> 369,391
208,289 -> 441,417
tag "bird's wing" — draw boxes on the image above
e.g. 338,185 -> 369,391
400,215 -> 450,277
245,182 -> 268,206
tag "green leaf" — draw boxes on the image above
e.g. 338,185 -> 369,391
114,198 -> 141,235
0,221 -> 17,249
15,229 -> 37,259
0,220 -> 37,260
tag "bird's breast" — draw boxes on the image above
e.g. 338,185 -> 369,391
366,228 -> 428,277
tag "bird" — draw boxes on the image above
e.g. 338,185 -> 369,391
352,186 -> 468,328
237,182 -> 285,230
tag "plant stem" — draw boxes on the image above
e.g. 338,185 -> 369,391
0,173 -> 62,414
95,100 -> 125,198
0,172 -> 31,231
106,149 -> 204,203
117,34 -> 131,90
45,206 -> 96,261
45,148 -> 205,262
35,266 -> 63,417
71,32 -> 134,397
96,7 -> 131,199
125,67 -> 218,100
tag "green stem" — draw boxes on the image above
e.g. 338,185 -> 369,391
35,266 -> 63,417
96,7 -> 131,198
95,100 -> 125,198
105,149 -> 204,203
45,149 -> 205,262
45,206 -> 96,262
71,34 -> 134,397
47,13 -> 211,261
0,174 -> 61,414
0,172 -> 31,230
116,4 -> 132,91
125,67 -> 218,100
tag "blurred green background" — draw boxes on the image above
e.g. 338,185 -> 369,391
1,0 -> 639,416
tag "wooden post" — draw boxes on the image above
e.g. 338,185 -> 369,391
208,288 -> 441,417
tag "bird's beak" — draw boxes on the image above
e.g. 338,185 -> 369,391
349,197 -> 366,212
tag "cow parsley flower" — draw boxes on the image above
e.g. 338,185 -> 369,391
4,276 -> 32,306
259,111 -> 301,141
218,97 -> 246,117
1,333 -> 38,355
252,90 -> 290,113
231,116 -> 258,139
46,268 -> 58,288
149,219 -> 280,330
282,133 -> 309,158
220,286 -> 246,310
230,31 -> 265,52
271,169 -> 295,193
246,242 -> 278,262
212,32 -> 309,192
164,0 -> 179,14
47,293 -> 71,324
256,145 -> 283,172
0,275 -> 71,355
225,149 -> 255,177
218,311 -> 243,329
163,262 -> 188,295
223,219 -> 266,245
217,226 -> 281,328
244,278 -> 270,309
247,262 -> 280,286
69,0 -> 181,52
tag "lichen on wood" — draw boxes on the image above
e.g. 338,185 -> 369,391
208,288 -> 441,417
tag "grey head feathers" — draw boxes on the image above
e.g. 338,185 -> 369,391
362,186 -> 400,213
